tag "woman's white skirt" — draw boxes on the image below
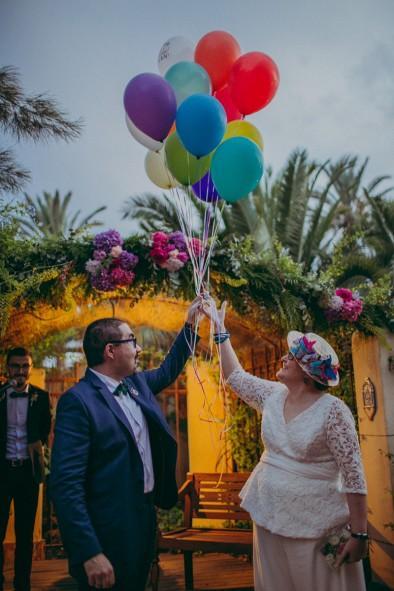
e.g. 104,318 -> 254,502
253,524 -> 366,591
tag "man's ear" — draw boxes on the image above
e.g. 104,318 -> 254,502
103,343 -> 115,361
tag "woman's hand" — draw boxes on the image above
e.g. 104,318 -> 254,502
334,537 -> 368,568
201,295 -> 227,332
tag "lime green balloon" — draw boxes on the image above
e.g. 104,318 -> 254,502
164,133 -> 211,185
223,120 -> 264,150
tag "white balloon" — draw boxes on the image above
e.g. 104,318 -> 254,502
158,36 -> 195,76
145,148 -> 180,189
125,113 -> 163,152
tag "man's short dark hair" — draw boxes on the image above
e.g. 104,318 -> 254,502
83,318 -> 126,367
6,347 -> 32,365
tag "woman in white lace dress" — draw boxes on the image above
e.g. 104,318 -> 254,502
203,298 -> 368,591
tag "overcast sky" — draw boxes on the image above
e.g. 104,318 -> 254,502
1,0 -> 393,233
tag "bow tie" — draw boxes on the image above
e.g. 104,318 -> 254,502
10,391 -> 28,399
113,382 -> 139,398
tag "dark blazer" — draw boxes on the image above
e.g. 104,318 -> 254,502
0,383 -> 51,475
49,325 -> 196,579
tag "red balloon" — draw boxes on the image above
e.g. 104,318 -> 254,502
195,31 -> 241,91
229,52 -> 280,115
214,85 -> 242,122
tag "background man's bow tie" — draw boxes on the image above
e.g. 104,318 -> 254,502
10,391 -> 28,398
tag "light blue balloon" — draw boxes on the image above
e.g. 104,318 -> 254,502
165,61 -> 211,106
211,137 -> 264,203
176,94 -> 227,158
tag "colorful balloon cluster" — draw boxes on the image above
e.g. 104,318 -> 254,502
123,31 -> 279,203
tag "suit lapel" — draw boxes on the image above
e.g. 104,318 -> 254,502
85,370 -> 138,446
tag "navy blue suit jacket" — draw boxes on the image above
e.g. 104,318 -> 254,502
50,325 -> 195,576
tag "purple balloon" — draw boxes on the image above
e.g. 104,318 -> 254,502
123,73 -> 177,141
192,172 -> 220,203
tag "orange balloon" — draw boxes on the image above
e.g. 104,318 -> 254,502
167,122 -> 176,136
195,31 -> 241,91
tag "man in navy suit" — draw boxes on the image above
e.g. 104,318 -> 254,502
0,347 -> 51,591
50,299 -> 202,591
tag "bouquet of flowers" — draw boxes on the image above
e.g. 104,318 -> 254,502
85,230 -> 138,291
325,288 -> 363,323
320,525 -> 351,569
150,231 -> 203,273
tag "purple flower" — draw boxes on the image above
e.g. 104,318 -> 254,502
93,249 -> 107,261
91,268 -> 115,291
93,229 -> 123,253
119,250 -> 139,270
169,231 -> 187,251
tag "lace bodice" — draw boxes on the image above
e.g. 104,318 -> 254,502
227,368 -> 367,538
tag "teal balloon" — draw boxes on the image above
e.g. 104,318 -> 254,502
211,137 -> 264,203
165,61 -> 211,106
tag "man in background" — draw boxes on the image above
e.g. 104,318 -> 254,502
0,347 -> 51,591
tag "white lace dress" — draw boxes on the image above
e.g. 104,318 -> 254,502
227,369 -> 367,539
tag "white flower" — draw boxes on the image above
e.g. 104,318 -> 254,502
329,295 -> 344,311
168,249 -> 179,258
161,258 -> 184,272
328,535 -> 340,546
111,245 -> 123,257
85,259 -> 101,275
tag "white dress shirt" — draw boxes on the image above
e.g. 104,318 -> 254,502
90,369 -> 154,493
6,385 -> 29,460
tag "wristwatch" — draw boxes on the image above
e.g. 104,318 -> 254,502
351,532 -> 369,540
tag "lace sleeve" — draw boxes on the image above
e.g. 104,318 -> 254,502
326,399 -> 367,494
226,368 -> 286,412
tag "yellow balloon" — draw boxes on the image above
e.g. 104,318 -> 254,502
223,120 -> 264,150
144,149 -> 180,190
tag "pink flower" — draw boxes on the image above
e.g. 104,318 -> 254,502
190,237 -> 203,256
111,245 -> 123,258
326,288 -> 363,323
152,232 -> 169,246
111,267 -> 135,286
177,251 -> 189,263
335,288 -> 353,302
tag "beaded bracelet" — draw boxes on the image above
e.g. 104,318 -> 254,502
214,332 -> 230,344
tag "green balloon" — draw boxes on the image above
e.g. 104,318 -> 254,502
164,133 -> 211,186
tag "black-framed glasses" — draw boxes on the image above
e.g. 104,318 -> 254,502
108,337 -> 137,347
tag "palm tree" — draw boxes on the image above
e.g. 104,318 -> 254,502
363,192 -> 394,275
17,190 -> 106,238
0,67 -> 82,194
122,149 -> 393,275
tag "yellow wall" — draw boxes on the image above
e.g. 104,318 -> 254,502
352,332 -> 394,589
186,361 -> 232,528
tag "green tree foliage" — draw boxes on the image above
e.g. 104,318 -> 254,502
17,190 -> 106,239
0,66 -> 82,194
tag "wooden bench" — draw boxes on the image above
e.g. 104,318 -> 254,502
156,472 -> 252,591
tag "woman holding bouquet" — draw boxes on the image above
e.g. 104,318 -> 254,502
203,297 -> 368,591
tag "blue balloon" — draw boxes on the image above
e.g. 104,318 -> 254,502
176,94 -> 227,158
211,137 -> 264,203
165,61 -> 211,106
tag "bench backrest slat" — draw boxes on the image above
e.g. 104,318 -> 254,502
189,472 -> 251,521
